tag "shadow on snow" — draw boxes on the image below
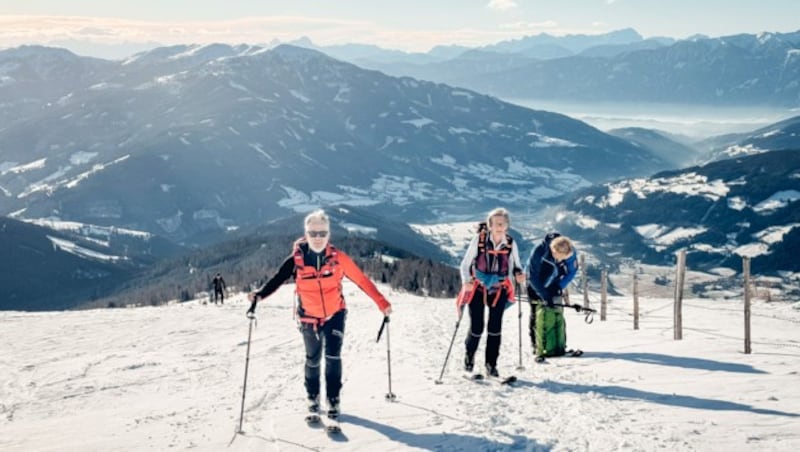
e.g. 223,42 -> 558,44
586,351 -> 767,374
533,380 -> 798,417
343,413 -> 549,451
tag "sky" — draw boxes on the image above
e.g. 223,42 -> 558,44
2,279 -> 799,450
2,0 -> 800,55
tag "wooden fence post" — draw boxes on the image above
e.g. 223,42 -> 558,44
744,256 -> 752,354
673,249 -> 686,340
600,268 -> 607,321
633,271 -> 639,330
581,254 -> 589,309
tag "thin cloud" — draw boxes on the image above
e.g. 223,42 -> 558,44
500,21 -> 559,31
487,0 -> 518,12
0,14 -> 607,53
0,15 -> 370,47
0,14 -> 534,52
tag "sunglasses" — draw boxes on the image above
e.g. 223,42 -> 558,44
307,230 -> 329,238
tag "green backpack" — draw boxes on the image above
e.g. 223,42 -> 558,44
535,304 -> 567,357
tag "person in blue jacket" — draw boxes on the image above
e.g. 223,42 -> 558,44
526,232 -> 579,360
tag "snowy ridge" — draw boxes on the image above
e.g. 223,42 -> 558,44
2,281 -> 798,451
24,218 -> 152,240
46,235 -> 124,262
590,173 -> 729,209
1,158 -> 47,175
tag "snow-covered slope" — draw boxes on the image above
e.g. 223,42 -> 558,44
2,282 -> 799,451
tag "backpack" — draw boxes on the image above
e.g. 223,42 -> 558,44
469,222 -> 516,306
473,222 -> 514,276
535,304 -> 567,357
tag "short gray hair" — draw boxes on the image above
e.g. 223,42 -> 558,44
304,209 -> 330,230
486,207 -> 510,227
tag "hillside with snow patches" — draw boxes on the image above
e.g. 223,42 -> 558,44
2,281 -> 799,451
558,150 -> 800,279
702,115 -> 800,163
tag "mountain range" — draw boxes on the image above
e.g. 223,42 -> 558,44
328,30 -> 800,107
4,33 -> 800,311
0,43 -> 668,246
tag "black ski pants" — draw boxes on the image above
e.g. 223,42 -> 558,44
301,309 -> 346,403
465,286 -> 507,368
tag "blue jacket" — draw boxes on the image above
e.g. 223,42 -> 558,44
526,233 -> 578,304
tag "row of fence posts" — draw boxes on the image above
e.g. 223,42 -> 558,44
579,250 -> 753,354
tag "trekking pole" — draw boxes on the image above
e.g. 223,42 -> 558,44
516,283 -> 525,371
376,316 -> 396,401
434,307 -> 465,384
551,303 -> 596,324
236,312 -> 256,434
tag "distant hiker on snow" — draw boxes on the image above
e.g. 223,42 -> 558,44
459,207 -> 525,378
212,273 -> 227,305
246,209 -> 392,422
526,232 -> 580,362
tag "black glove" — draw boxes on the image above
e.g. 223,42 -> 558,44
573,304 -> 582,312
247,301 -> 257,316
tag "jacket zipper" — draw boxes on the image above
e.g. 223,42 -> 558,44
316,254 -> 327,318
542,257 -> 559,290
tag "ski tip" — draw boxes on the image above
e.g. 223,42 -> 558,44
463,373 -> 486,383
305,414 -> 322,424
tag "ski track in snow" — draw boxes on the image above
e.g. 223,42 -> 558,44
1,282 -> 799,451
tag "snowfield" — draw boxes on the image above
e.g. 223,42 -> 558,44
1,282 -> 799,451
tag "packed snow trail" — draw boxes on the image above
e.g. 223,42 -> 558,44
1,281 -> 799,451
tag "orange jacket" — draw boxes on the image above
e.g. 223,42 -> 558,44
293,243 -> 390,319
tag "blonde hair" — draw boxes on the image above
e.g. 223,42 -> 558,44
550,236 -> 574,261
304,209 -> 330,230
486,207 -> 510,227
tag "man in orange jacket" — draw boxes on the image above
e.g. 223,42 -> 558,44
247,209 -> 392,421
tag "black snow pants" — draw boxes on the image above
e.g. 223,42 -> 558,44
465,286 -> 508,369
301,309 -> 346,402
